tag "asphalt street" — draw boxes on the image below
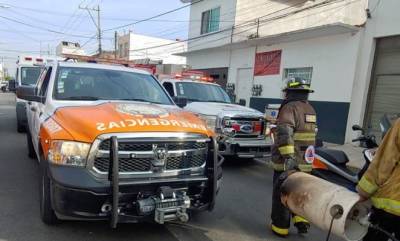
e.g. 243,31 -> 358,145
0,93 -> 340,241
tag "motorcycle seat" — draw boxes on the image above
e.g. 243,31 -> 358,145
315,148 -> 350,165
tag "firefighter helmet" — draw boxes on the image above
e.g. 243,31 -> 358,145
283,77 -> 314,93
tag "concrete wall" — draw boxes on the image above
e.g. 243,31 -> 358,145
128,34 -> 187,65
346,0 -> 400,142
227,32 -> 362,143
118,33 -> 187,64
228,33 -> 361,102
186,48 -> 230,69
186,0 -> 367,52
187,0 -> 236,51
233,0 -> 367,43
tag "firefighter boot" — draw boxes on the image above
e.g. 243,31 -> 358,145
293,216 -> 310,234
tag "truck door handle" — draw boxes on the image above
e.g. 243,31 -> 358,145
30,106 -> 37,112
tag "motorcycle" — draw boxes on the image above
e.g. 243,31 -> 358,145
310,115 -> 398,192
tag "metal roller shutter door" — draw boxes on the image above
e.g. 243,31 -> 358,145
366,36 -> 400,139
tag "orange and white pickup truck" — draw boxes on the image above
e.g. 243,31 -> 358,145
17,61 -> 222,227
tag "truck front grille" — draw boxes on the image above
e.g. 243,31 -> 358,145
91,135 -> 209,176
94,157 -> 153,172
227,118 -> 265,138
98,141 -> 206,151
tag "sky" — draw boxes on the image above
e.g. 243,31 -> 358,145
0,0 -> 190,76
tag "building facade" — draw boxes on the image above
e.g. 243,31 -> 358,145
117,32 -> 187,65
180,0 -> 400,144
56,41 -> 86,56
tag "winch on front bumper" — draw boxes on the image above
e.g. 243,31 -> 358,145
137,187 -> 191,224
49,134 -> 223,228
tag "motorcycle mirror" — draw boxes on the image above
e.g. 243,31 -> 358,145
352,124 -> 363,131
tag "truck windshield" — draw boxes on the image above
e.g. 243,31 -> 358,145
54,67 -> 173,105
176,82 -> 231,103
21,67 -> 41,86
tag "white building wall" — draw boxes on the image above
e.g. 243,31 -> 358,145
227,33 -> 361,102
186,48 -> 230,69
128,34 -> 187,65
185,0 -> 367,53
187,0 -> 236,51
233,0 -> 367,43
346,0 -> 400,142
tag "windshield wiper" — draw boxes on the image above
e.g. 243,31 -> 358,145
117,98 -> 164,105
205,100 -> 230,103
186,98 -> 203,102
63,96 -> 101,101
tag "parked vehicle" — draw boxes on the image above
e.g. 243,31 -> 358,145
1,81 -> 7,92
15,56 -> 45,132
161,77 -> 271,160
17,61 -> 222,227
310,114 -> 399,191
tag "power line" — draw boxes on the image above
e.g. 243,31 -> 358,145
140,0 -> 291,40
103,0 -> 204,32
0,15 -> 113,40
130,0 -> 346,54
0,15 -> 94,38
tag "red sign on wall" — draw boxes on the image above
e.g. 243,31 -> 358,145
254,50 -> 282,76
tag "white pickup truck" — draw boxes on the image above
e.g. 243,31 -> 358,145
161,78 -> 271,160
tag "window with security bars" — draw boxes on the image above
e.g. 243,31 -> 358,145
284,67 -> 313,83
201,7 -> 220,34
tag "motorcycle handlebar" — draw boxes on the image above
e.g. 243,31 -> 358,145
352,136 -> 368,142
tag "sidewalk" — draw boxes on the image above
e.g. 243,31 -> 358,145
324,143 -> 365,169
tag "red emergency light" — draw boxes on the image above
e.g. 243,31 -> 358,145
36,58 -> 44,62
200,76 -> 214,82
25,57 -> 33,61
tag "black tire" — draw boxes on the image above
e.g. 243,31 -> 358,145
27,131 -> 36,159
17,122 -> 25,133
39,162 -> 59,225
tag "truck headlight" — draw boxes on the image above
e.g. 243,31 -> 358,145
199,114 -> 217,131
48,141 -> 90,167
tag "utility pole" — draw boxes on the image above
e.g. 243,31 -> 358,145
80,4 -> 102,54
114,31 -> 117,59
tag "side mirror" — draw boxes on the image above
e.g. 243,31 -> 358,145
174,96 -> 188,108
16,86 -> 43,103
8,79 -> 16,92
352,124 -> 363,131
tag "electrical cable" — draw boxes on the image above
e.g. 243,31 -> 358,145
103,0 -> 204,32
369,224 -> 399,241
130,0 -> 347,55
325,206 -> 343,241
0,15 -> 95,38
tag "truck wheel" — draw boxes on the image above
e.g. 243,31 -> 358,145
39,164 -> 59,225
17,122 -> 25,133
26,131 -> 36,159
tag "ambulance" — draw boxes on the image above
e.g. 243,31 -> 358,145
15,55 -> 50,132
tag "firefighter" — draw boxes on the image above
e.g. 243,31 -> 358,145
357,118 -> 400,241
270,77 -> 317,237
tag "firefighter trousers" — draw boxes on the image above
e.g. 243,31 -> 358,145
271,171 -> 291,234
270,170 -> 309,235
363,207 -> 400,241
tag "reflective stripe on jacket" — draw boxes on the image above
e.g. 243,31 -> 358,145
357,119 -> 400,216
272,100 -> 317,172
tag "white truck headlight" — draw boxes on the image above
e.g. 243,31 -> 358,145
199,114 -> 217,131
48,141 -> 90,167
